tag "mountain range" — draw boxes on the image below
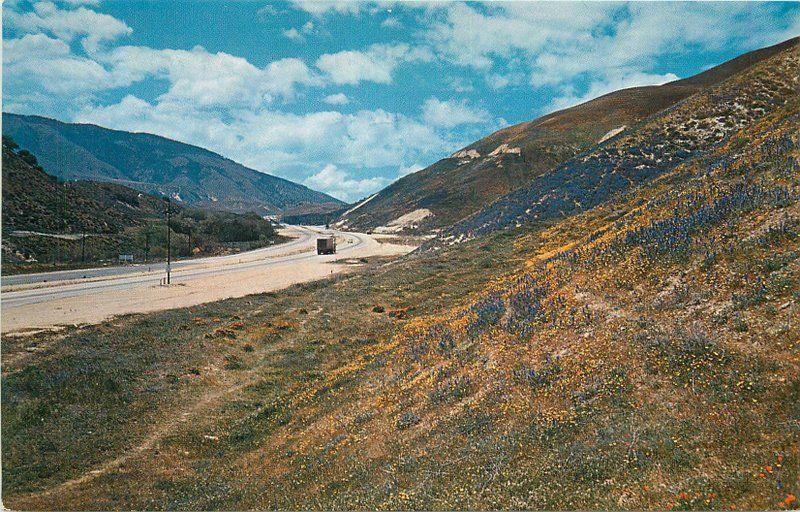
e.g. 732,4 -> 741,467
2,113 -> 344,216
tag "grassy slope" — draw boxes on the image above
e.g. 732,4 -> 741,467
338,37 -> 798,234
3,89 -> 799,510
2,234 -> 526,509
439,39 -> 799,244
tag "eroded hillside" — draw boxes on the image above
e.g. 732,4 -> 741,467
336,37 -> 798,237
438,39 -> 799,245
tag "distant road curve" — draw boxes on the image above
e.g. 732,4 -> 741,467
1,226 -> 415,333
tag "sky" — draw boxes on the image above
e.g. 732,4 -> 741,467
3,1 -> 799,202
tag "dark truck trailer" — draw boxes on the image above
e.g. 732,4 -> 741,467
317,236 -> 336,255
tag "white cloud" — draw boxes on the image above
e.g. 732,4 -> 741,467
424,2 -> 611,70
291,1 -> 365,16
3,33 -> 118,95
323,93 -> 349,105
59,0 -> 100,5
486,72 -> 523,90
381,16 -> 401,29
448,77 -> 474,93
256,4 -> 281,18
282,27 -> 302,40
421,97 -> 488,128
4,32 -> 70,64
263,57 -> 320,98
303,164 -> 390,202
423,2 -> 800,90
3,2 -> 320,111
398,163 -> 424,177
316,43 -> 432,85
6,1 -> 132,51
99,46 -> 318,107
282,20 -> 314,41
4,34 -> 320,116
548,71 -> 680,112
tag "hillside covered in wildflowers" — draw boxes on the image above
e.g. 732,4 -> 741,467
3,38 -> 799,512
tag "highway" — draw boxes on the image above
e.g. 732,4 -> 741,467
1,226 -> 413,333
1,225 -> 319,288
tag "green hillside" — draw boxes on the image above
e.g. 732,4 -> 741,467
1,137 -> 283,271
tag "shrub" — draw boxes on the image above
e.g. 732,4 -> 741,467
515,357 -> 562,390
429,375 -> 473,404
396,411 -> 421,430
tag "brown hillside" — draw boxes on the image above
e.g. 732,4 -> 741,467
336,37 -> 798,235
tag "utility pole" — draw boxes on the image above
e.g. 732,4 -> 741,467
144,227 -> 150,263
81,225 -> 86,262
166,197 -> 172,285
57,182 -> 67,265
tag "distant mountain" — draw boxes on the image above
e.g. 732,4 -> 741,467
2,137 -> 167,235
1,113 -> 344,215
335,37 -> 799,234
2,138 -> 283,267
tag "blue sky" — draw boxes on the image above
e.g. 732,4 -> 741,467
4,1 -> 799,202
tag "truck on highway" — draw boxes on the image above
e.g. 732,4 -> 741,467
317,236 -> 336,255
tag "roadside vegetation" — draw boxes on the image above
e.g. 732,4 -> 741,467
1,137 -> 286,274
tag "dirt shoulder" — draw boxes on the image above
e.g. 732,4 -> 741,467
1,233 -> 416,333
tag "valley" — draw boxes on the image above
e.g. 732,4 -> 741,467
1,226 -> 416,333
1,29 -> 798,512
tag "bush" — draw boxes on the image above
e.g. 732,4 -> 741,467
396,411 -> 421,430
429,375 -> 473,404
516,357 -> 562,390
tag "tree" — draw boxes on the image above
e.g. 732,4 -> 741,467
2,135 -> 19,152
17,149 -> 38,167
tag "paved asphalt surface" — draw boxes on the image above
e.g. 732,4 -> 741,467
1,226 -> 365,309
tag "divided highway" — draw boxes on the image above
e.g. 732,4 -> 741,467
1,226 -> 413,333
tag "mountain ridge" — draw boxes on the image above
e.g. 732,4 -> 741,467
335,36 -> 799,235
2,113 -> 344,216
433,36 -> 799,246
